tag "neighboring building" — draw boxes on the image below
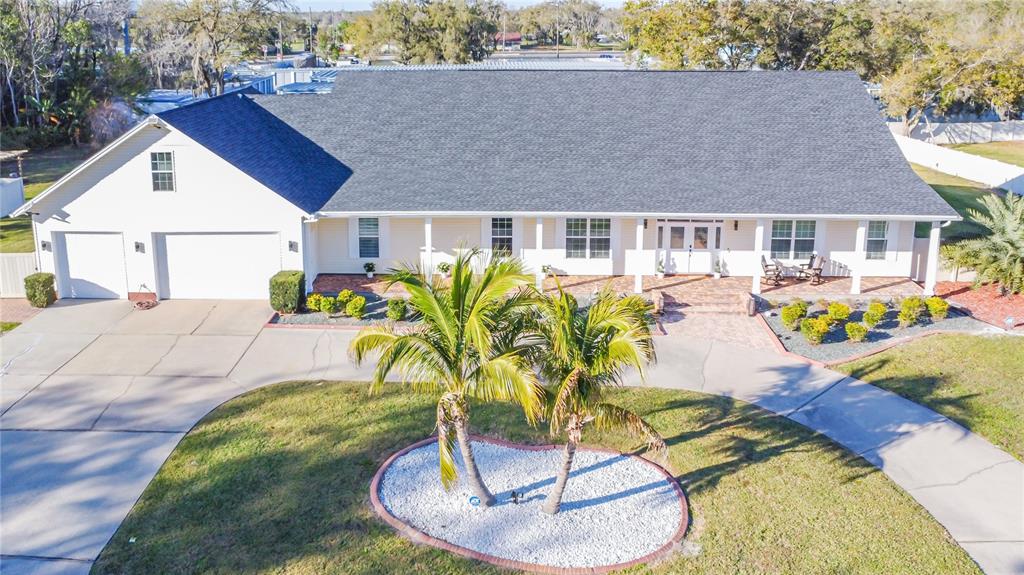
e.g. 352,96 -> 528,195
495,32 -> 523,51
13,70 -> 957,301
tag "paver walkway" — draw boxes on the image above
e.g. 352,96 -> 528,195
1,300 -> 1021,574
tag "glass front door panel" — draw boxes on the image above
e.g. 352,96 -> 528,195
670,227 -> 686,249
693,227 -> 708,249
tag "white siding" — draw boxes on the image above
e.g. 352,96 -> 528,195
31,124 -> 307,299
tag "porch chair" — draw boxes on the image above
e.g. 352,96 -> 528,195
760,255 -> 783,286
797,256 -> 826,285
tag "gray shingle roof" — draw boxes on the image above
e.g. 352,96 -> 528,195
244,70 -> 954,218
158,92 -> 350,213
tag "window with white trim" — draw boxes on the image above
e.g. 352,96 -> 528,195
565,217 -> 610,259
866,221 -> 888,260
771,220 -> 815,259
491,217 -> 512,256
150,152 -> 175,191
358,217 -> 379,258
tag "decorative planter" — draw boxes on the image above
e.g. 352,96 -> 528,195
367,272 -> 374,279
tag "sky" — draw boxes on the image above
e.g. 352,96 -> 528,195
294,0 -> 623,11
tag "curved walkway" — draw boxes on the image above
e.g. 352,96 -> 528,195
1,300 -> 1021,574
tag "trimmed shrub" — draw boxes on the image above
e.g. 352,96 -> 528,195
800,316 -> 831,345
899,296 -> 924,328
24,272 -> 56,308
386,298 -> 407,321
305,293 -> 324,312
346,295 -> 367,319
925,296 -> 949,321
827,302 -> 851,324
781,302 -> 808,331
270,271 -> 305,314
336,289 -> 355,307
863,301 -> 887,328
845,322 -> 869,343
319,295 -> 339,316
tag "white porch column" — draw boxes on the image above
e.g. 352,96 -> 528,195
660,221 -> 669,274
535,218 -> 544,289
634,218 -> 644,293
424,217 -> 433,281
851,220 -> 867,295
923,221 -> 941,296
752,219 -> 765,294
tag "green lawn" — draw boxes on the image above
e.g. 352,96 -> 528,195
0,321 -> 20,333
92,381 -> 977,575
0,144 -> 95,253
947,141 -> 1024,168
910,163 -> 1002,241
838,334 -> 1024,461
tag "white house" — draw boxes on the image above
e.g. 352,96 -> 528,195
13,70 -> 958,301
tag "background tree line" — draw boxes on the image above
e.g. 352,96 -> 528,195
623,0 -> 1024,132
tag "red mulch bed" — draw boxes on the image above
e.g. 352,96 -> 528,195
935,282 -> 1024,331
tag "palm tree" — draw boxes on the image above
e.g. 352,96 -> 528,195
349,249 -> 544,508
534,282 -> 665,515
942,193 -> 1024,294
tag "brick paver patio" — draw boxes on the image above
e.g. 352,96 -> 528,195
314,274 -> 923,313
0,298 -> 40,325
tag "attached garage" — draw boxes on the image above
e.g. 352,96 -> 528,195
155,233 -> 282,299
55,232 -> 129,299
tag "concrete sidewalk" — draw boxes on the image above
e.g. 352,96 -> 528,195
1,301 -> 1021,574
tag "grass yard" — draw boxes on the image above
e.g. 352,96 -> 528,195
1,321 -> 20,333
0,144 -> 95,253
947,141 -> 1024,168
92,381 -> 977,575
910,163 -> 1002,241
838,334 -> 1024,461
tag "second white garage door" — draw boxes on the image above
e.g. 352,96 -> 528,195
157,233 -> 282,299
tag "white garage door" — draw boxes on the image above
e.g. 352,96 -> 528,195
158,233 -> 282,299
60,232 -> 128,299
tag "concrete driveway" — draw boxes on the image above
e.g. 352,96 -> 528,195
0,299 -> 374,574
1,300 -> 1021,574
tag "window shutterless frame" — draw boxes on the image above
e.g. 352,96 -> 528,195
150,151 -> 175,191
491,217 -> 513,256
866,221 -> 888,260
771,220 -> 815,260
565,217 -> 611,259
358,217 -> 380,258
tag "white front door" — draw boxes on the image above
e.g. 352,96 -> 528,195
57,232 -> 128,298
660,223 -> 722,274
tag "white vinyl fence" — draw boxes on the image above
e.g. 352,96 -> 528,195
910,237 -> 975,284
0,253 -> 37,297
889,120 -> 1024,144
893,135 -> 1024,195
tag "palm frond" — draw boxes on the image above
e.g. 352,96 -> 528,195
591,402 -> 666,455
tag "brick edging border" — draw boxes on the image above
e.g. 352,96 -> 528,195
368,435 -> 690,575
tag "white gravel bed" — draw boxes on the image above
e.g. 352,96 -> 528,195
378,440 -> 684,569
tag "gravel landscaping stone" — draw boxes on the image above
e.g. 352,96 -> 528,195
377,439 -> 684,570
762,303 -> 995,363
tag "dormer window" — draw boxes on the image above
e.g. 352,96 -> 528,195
151,152 -> 175,191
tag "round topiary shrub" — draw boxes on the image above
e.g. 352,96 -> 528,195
800,316 -> 831,345
24,272 -> 56,308
780,302 -> 808,331
826,302 -> 851,324
863,301 -> 887,327
386,298 -> 407,321
305,293 -> 324,312
899,296 -> 924,328
925,296 -> 949,321
336,289 -> 355,307
845,322 -> 868,343
346,295 -> 367,319
319,295 -> 340,316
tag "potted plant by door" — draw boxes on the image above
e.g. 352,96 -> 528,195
713,258 -> 722,280
436,261 -> 451,278
655,260 -> 665,280
364,262 -> 376,279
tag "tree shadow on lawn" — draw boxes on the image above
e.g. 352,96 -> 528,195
91,382 -> 905,574
841,356 -> 981,437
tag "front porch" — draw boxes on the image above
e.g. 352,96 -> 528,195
312,273 -> 924,310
